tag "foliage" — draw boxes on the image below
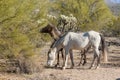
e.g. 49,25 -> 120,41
0,0 -> 50,58
51,0 -> 115,31
105,16 -> 120,36
0,0 -> 50,73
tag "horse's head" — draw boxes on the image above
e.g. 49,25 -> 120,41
40,23 -> 53,33
47,48 -> 57,67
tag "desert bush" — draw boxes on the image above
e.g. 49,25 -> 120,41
51,0 -> 114,31
16,55 -> 43,74
0,0 -> 50,73
102,16 -> 120,37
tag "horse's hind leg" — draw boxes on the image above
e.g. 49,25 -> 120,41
95,50 -> 101,69
95,55 -> 100,69
89,48 -> 100,69
89,52 -> 97,69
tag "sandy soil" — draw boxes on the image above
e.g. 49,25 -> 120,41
0,37 -> 120,80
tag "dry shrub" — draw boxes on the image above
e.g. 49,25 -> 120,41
17,55 -> 43,74
0,55 -> 43,74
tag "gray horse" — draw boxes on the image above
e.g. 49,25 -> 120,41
47,31 -> 108,70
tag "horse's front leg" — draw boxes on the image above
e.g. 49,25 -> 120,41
82,51 -> 87,66
78,50 -> 85,66
82,45 -> 91,66
62,50 -> 69,70
69,49 -> 74,68
55,51 -> 60,67
61,49 -> 65,67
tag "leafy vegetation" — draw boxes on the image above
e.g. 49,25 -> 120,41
0,0 -> 50,73
0,0 -> 50,58
51,0 -> 115,31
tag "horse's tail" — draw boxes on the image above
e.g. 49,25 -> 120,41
100,34 -> 108,62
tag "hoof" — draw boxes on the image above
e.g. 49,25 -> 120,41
95,66 -> 99,69
78,63 -> 81,66
54,63 -> 59,67
70,66 -> 74,69
82,62 -> 87,66
89,65 -> 94,69
62,67 -> 66,70
89,66 -> 92,69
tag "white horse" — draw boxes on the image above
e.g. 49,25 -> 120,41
47,31 -> 108,70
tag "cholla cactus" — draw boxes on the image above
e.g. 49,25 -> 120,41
47,14 -> 57,20
47,14 -> 57,24
69,14 -> 77,24
60,15 -> 69,20
37,19 -> 46,24
58,14 -> 77,32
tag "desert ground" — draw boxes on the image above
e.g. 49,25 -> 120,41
0,37 -> 120,80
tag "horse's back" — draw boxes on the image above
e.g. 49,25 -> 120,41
63,32 -> 89,49
61,31 -> 101,49
87,30 -> 100,39
88,30 -> 100,35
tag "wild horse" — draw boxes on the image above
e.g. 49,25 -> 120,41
47,31 -> 108,69
40,23 -> 89,67
40,23 -> 64,67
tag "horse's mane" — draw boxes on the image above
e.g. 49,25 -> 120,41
50,32 -> 69,48
48,23 -> 55,28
